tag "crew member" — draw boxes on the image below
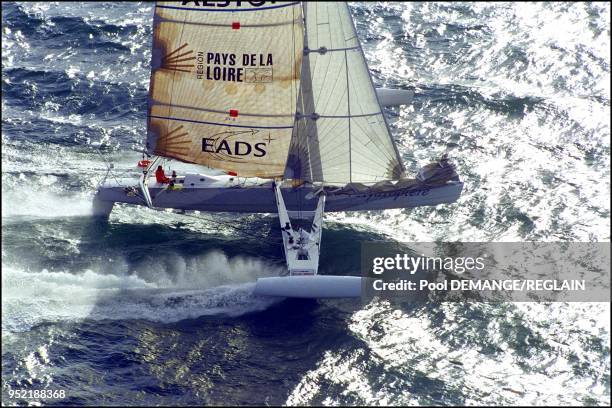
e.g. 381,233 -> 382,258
167,170 -> 178,190
155,165 -> 170,184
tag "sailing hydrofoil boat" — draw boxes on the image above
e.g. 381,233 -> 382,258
93,1 -> 463,298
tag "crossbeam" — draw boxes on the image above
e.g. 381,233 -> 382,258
274,182 -> 325,276
138,169 -> 154,208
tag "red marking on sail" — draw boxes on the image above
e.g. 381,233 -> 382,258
228,171 -> 238,176
231,22 -> 240,30
229,109 -> 239,117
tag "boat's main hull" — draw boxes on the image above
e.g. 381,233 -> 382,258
93,179 -> 463,214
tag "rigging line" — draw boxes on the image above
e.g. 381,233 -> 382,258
172,211 -> 282,244
305,45 -> 360,53
93,147 -> 133,189
305,112 -> 383,119
120,190 -> 280,244
290,2 -> 298,155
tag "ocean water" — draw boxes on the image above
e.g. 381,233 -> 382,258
2,1 -> 610,406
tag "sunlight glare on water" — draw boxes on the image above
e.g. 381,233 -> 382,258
1,1 -> 610,406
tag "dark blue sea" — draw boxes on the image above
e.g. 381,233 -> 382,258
2,2 -> 610,406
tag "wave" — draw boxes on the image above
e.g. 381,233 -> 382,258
3,67 -> 146,119
414,84 -> 546,117
2,3 -> 147,45
0,187 -> 94,219
1,252 -> 284,332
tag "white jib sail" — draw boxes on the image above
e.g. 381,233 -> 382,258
147,1 -> 304,178
285,1 -> 404,185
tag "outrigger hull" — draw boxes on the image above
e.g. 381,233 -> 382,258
93,177 -> 463,215
254,275 -> 363,298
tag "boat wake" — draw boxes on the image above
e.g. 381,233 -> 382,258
2,253 -> 284,333
1,186 -> 94,220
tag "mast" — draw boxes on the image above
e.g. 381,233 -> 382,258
284,2 -> 321,182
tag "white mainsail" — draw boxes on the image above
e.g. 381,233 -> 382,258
285,2 -> 405,184
147,1 -> 304,178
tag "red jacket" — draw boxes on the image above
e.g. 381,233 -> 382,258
155,168 -> 169,183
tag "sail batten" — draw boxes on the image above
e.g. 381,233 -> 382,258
147,1 -> 303,178
149,115 -> 295,129
156,2 -> 301,13
152,101 -> 296,118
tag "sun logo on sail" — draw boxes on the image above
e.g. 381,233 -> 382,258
160,44 -> 196,73
154,125 -> 191,159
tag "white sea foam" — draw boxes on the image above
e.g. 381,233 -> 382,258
1,252 -> 283,333
0,186 -> 94,219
